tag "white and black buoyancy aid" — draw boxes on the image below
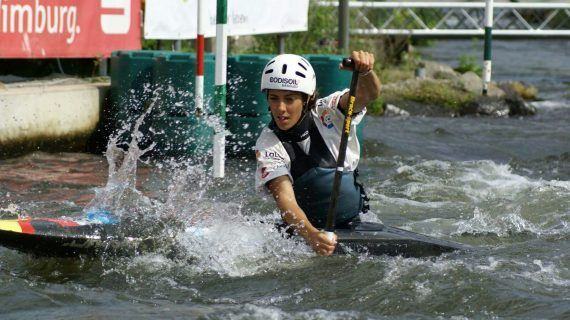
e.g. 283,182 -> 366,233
268,112 -> 369,228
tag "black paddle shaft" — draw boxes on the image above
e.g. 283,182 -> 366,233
325,58 -> 360,232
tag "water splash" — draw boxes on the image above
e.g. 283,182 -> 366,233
83,106 -> 157,222
177,210 -> 313,277
73,92 -> 312,277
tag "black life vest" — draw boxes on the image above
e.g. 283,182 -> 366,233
269,115 -> 369,228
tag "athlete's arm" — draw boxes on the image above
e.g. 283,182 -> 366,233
339,50 -> 381,113
267,175 -> 337,256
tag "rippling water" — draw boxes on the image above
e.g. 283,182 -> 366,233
0,40 -> 568,319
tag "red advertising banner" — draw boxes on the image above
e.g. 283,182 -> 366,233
0,0 -> 141,58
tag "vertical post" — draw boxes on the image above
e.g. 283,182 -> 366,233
98,58 -> 108,76
213,0 -> 228,178
278,34 -> 286,54
482,0 -> 494,96
174,40 -> 182,51
338,0 -> 350,55
196,0 -> 205,116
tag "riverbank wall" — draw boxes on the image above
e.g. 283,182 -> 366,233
0,79 -> 108,158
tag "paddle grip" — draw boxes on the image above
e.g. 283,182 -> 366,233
342,58 -> 355,69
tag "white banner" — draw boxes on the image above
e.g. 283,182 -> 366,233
144,0 -> 310,39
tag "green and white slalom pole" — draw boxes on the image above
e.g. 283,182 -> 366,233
482,0 -> 494,96
195,0 -> 205,115
213,0 -> 227,178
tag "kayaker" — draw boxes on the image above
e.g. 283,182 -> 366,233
255,51 -> 381,256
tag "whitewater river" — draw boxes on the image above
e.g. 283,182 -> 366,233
0,40 -> 568,319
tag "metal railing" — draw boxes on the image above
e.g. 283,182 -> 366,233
317,1 -> 570,38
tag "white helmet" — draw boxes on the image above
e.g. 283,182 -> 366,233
260,54 -> 316,95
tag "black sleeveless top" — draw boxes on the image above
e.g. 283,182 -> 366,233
268,116 -> 336,180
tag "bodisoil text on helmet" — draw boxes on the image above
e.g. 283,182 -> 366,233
269,77 -> 299,88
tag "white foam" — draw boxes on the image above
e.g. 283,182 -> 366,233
531,100 -> 570,110
518,259 -> 570,287
359,210 -> 384,224
252,288 -> 312,305
381,159 -> 570,237
378,256 -> 462,287
476,257 -> 502,271
222,304 -> 362,320
374,193 -> 454,209
453,208 -> 542,237
393,159 -> 570,202
456,161 -> 538,202
414,280 -> 433,301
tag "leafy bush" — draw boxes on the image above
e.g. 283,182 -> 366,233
455,55 -> 482,76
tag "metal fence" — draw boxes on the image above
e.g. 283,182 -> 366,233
317,1 -> 570,38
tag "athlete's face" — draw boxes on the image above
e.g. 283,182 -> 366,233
268,90 -> 304,131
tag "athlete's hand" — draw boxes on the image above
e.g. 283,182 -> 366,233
339,50 -> 375,74
306,229 -> 337,256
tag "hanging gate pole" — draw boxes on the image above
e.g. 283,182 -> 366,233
195,0 -> 205,115
482,0 -> 494,96
213,0 -> 228,178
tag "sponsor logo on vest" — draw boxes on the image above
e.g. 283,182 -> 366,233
265,150 -> 285,162
320,109 -> 334,129
269,77 -> 298,88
